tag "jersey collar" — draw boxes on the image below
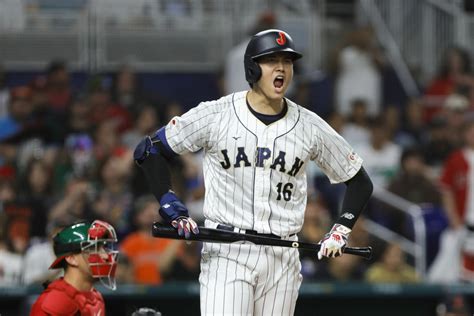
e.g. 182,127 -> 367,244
232,91 -> 300,137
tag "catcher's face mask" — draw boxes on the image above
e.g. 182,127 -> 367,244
80,220 -> 119,290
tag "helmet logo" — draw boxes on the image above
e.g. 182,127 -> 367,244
276,32 -> 286,45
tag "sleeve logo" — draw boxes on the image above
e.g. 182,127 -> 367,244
341,212 -> 355,220
348,152 -> 358,163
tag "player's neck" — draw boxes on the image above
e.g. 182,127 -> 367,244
247,90 -> 284,115
64,269 -> 94,292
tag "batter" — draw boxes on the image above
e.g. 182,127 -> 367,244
134,29 -> 373,315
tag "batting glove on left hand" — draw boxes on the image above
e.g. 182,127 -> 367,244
317,224 -> 351,260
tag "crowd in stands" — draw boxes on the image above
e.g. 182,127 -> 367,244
0,60 -> 204,287
0,20 -> 474,289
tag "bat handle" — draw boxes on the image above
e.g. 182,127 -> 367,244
343,246 -> 372,260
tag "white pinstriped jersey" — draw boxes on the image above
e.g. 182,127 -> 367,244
164,90 -> 363,237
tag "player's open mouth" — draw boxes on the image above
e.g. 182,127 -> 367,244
274,76 -> 284,89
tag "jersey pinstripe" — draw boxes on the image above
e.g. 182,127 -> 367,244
164,90 -> 363,237
199,241 -> 301,316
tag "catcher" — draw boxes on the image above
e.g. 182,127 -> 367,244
30,220 -> 119,316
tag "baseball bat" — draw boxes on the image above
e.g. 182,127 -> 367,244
152,222 -> 372,260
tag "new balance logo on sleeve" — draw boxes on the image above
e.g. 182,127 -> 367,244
341,212 -> 355,220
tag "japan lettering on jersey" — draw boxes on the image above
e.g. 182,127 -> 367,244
164,91 -> 362,236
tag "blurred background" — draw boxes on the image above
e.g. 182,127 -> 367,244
0,0 -> 474,315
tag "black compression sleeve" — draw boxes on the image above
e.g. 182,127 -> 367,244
136,143 -> 173,202
337,166 -> 373,229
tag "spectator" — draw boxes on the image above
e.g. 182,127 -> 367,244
45,59 -> 72,113
0,172 -> 24,286
0,86 -> 33,142
442,93 -> 470,149
389,147 -> 441,204
92,151 -> 134,238
64,94 -> 94,137
114,253 -> 134,284
120,195 -> 183,285
93,120 -> 124,163
397,97 -> 428,148
383,105 -> 401,141
111,65 -> 146,115
365,243 -> 419,283
325,111 -> 345,134
0,65 -> 9,119
29,76 -> 64,147
341,98 -> 371,150
298,194 -> 331,281
22,220 -> 64,285
332,26 -> 384,118
440,116 -> 474,282
424,46 -> 474,117
29,76 -> 49,114
422,117 -> 457,171
357,117 -> 402,188
48,177 -> 95,224
51,134 -> 95,194
383,148 -> 442,235
2,198 -> 35,257
87,75 -> 133,134
164,101 -> 184,123
0,237 -> 24,286
18,158 -> 55,238
314,250 -> 367,282
179,152 -> 205,222
0,169 -> 15,204
122,105 -> 159,151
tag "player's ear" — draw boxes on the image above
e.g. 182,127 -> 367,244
64,254 -> 80,267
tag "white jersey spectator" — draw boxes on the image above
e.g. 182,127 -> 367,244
23,240 -> 61,284
0,247 -> 23,286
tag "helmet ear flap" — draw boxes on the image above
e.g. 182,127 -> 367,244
244,55 -> 262,85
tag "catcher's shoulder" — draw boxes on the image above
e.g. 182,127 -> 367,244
36,283 -> 79,315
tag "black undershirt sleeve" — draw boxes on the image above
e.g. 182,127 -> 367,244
136,142 -> 174,203
336,166 -> 373,229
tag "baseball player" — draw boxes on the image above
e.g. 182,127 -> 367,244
135,29 -> 373,315
30,220 -> 119,316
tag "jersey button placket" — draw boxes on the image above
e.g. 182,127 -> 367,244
254,131 -> 272,233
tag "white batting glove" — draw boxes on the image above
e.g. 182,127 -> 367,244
171,216 -> 199,239
317,224 -> 351,260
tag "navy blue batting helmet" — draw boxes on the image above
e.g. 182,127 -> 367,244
244,29 -> 302,85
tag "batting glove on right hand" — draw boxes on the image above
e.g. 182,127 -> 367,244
317,224 -> 351,260
159,191 -> 199,239
171,217 -> 199,239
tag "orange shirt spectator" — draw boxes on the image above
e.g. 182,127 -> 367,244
121,233 -> 182,284
120,195 -> 183,284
